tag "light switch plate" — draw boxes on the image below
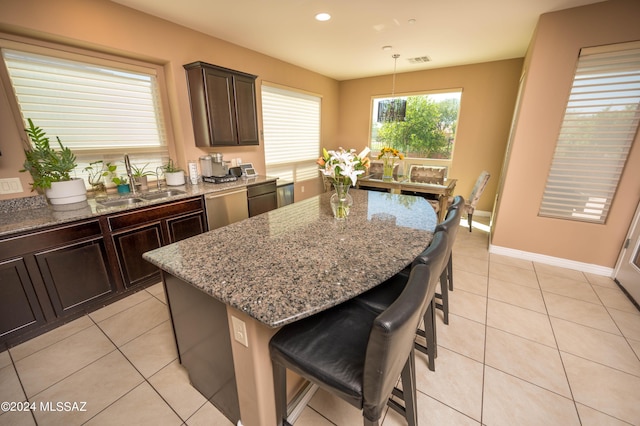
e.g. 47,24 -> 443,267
231,316 -> 249,347
0,178 -> 23,194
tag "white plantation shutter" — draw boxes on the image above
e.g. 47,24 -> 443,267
539,42 -> 640,224
2,48 -> 169,185
262,84 -> 320,181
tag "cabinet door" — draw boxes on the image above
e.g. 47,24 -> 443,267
166,211 -> 206,244
35,238 -> 115,317
0,257 -> 46,342
113,223 -> 162,288
204,67 -> 238,146
248,192 -> 278,217
233,74 -> 259,145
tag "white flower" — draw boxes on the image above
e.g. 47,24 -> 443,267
318,147 -> 367,186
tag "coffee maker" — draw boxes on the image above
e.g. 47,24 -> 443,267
211,152 -> 227,176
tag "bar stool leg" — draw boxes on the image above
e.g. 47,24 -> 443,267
273,363 -> 290,426
447,255 -> 454,291
435,272 -> 449,325
400,349 -> 418,426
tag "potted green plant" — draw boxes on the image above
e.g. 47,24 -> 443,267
84,160 -> 116,200
131,163 -> 154,190
112,175 -> 131,194
163,159 -> 185,186
20,118 -> 87,205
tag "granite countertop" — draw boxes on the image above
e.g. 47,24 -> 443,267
0,176 -> 277,238
143,189 -> 437,328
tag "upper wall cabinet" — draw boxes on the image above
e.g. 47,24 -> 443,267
184,62 -> 260,147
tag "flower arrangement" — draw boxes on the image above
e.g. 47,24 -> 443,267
377,147 -> 404,179
317,147 -> 370,186
377,147 -> 404,161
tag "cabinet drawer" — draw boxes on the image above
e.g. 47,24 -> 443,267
108,198 -> 204,231
247,181 -> 276,198
0,220 -> 102,259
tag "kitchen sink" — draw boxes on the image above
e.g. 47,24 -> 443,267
96,197 -> 144,207
140,189 -> 187,200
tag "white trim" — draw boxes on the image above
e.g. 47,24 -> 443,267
472,209 -> 491,218
488,244 -> 614,277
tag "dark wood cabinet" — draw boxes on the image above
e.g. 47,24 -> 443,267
184,61 -> 259,147
247,181 -> 278,217
166,211 -> 207,244
0,219 -> 116,348
112,223 -> 163,289
0,257 -> 46,341
108,197 -> 206,288
35,238 -> 114,315
0,197 -> 207,349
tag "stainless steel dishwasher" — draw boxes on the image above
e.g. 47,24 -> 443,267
205,187 -> 249,230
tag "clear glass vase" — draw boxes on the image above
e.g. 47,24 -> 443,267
330,182 -> 353,220
89,177 -> 107,200
382,156 -> 396,181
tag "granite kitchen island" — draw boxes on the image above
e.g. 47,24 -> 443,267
143,189 -> 437,426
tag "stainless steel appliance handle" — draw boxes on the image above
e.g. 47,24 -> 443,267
205,188 -> 247,200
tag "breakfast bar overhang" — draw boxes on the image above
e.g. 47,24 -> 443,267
143,189 -> 437,426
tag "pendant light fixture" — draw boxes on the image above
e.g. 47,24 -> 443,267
378,53 -> 407,123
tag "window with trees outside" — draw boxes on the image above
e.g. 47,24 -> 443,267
370,90 -> 462,174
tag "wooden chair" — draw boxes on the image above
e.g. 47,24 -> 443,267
465,171 -> 490,232
409,165 -> 447,184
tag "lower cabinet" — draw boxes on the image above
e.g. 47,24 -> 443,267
0,257 -> 47,342
108,197 -> 206,289
112,223 -> 163,289
247,181 -> 278,217
0,219 -> 116,348
35,237 -> 114,316
0,196 -> 207,349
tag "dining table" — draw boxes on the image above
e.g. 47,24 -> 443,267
143,188 -> 438,426
356,173 -> 457,222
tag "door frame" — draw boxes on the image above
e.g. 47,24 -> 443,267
614,200 -> 640,307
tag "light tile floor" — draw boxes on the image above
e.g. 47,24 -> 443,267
1,217 -> 639,425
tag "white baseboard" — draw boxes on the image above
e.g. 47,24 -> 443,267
488,244 -> 614,277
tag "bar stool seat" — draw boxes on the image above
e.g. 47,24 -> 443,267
354,231 -> 449,372
270,264 -> 433,426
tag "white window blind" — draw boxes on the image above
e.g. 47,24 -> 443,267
539,42 -> 640,224
262,84 -> 320,182
2,48 -> 168,185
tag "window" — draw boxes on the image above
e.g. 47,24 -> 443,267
539,41 -> 640,224
370,90 -> 462,165
1,44 -> 169,186
262,84 -> 321,182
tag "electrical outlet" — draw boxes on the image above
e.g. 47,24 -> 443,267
231,316 -> 249,347
0,178 -> 23,194
301,185 -> 305,193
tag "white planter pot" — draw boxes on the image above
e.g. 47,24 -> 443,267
165,171 -> 185,186
45,178 -> 87,205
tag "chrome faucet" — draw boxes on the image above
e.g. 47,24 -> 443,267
124,154 -> 137,195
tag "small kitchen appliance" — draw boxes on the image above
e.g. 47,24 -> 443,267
211,152 -> 228,177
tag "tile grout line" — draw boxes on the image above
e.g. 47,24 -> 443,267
532,262 -> 585,424
84,311 -> 189,425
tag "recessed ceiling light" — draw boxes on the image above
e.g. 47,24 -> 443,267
315,13 -> 331,21
382,45 -> 393,51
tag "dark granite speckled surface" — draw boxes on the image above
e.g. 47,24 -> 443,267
143,189 -> 437,328
0,177 -> 276,237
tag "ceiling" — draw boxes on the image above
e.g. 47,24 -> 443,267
111,0 -> 604,81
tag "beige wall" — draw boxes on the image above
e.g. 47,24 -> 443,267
337,59 -> 523,212
0,0 -> 339,201
492,0 -> 640,268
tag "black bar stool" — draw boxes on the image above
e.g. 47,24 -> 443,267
433,195 -> 464,324
354,230 -> 449,371
269,264 -> 434,426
